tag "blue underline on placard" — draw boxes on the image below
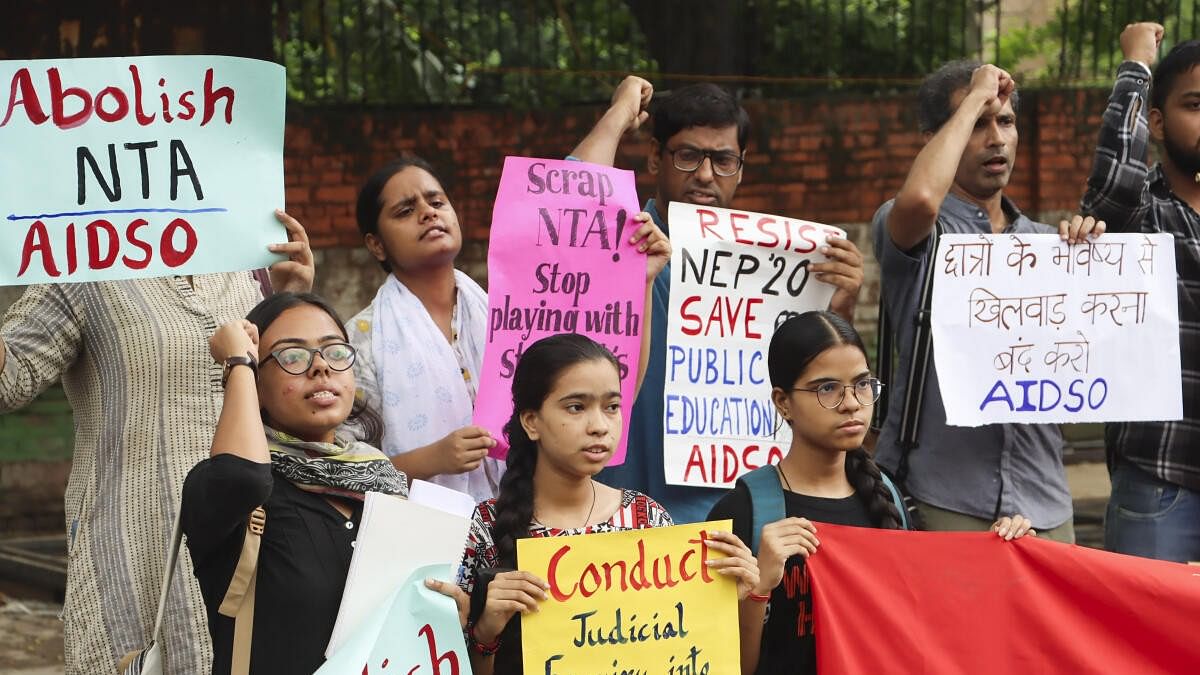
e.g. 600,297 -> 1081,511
6,207 -> 229,221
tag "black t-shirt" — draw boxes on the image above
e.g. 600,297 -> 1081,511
708,481 -> 875,675
181,454 -> 364,675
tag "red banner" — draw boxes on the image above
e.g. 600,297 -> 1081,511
807,524 -> 1200,674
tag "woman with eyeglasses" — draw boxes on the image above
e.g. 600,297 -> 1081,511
708,310 -> 1034,675
179,292 -> 465,674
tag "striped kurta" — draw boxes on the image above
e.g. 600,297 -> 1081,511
0,273 -> 262,675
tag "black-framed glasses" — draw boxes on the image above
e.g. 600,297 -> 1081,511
668,147 -> 744,177
792,378 -> 884,410
264,343 -> 357,375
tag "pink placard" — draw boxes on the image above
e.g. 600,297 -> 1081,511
474,156 -> 646,464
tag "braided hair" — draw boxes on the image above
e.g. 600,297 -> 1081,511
491,333 -> 623,566
767,310 -> 903,530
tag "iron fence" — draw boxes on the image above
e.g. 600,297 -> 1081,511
270,0 -> 1199,105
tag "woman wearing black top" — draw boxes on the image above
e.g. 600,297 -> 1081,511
180,292 -> 466,674
708,311 -> 1035,675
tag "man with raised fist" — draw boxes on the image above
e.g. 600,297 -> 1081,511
1075,22 -> 1200,563
871,61 -> 1085,541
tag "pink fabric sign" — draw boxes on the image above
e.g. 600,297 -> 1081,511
474,156 -> 646,464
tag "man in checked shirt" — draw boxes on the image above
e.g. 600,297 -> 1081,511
1067,22 -> 1200,562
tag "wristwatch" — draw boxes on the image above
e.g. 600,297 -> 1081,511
221,351 -> 259,388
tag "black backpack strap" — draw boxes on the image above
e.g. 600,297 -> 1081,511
894,221 -> 943,483
871,301 -> 894,434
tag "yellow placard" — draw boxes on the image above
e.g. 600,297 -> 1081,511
518,520 -> 738,675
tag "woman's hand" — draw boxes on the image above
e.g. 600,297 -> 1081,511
473,571 -> 549,644
629,212 -> 672,282
703,531 -> 760,601
753,517 -> 820,596
425,578 -> 470,629
992,514 -> 1036,541
267,209 -> 316,293
209,320 -> 259,364
433,425 -> 497,475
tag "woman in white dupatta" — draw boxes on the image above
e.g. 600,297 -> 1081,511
341,156 -> 503,502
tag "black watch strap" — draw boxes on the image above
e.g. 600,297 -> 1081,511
222,351 -> 259,388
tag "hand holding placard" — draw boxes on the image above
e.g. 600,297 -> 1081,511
518,521 -> 740,675
931,232 -> 1181,425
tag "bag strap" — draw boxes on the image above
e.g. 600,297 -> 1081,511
147,507 -> 185,646
218,506 -> 266,675
874,221 -> 943,483
879,472 -> 911,531
251,269 -> 273,298
740,466 -> 786,556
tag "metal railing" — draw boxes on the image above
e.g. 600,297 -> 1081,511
264,0 -> 1199,104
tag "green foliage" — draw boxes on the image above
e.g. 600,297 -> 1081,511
998,0 -> 1198,84
0,385 -> 74,463
275,0 -> 657,106
275,0 -> 1198,105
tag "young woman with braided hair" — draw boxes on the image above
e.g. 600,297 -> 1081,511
456,332 -> 761,675
709,310 -> 1034,675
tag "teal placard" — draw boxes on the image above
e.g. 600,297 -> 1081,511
0,55 -> 285,285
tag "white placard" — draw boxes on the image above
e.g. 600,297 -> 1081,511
325,491 -> 471,656
663,202 -> 840,488
931,232 -> 1181,426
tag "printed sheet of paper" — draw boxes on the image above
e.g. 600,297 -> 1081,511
0,55 -> 285,285
475,156 -> 646,464
663,202 -> 840,488
518,521 -> 738,675
931,233 -> 1181,425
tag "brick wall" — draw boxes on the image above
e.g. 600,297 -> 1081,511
288,86 -> 1114,342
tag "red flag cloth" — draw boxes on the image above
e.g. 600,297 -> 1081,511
806,523 -> 1200,674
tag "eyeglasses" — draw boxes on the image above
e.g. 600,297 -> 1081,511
792,378 -> 884,410
263,343 -> 357,375
668,147 -> 744,177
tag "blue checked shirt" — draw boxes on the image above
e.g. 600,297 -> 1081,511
1081,61 -> 1200,491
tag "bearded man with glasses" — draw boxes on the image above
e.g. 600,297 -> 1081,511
569,78 -> 866,524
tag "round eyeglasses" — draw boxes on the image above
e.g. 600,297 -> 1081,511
263,343 -> 357,375
668,147 -> 745,177
792,378 -> 884,410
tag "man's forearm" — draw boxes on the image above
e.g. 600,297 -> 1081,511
570,107 -> 632,166
1080,62 -> 1154,232
888,91 -> 990,250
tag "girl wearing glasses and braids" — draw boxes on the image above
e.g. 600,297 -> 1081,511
708,310 -> 1034,675
179,292 -> 467,674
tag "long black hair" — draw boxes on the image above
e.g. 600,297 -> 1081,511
768,310 -> 903,530
491,333 -> 622,566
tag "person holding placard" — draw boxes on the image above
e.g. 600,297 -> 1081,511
340,156 -> 505,503
871,62 -> 1097,541
710,310 -> 1034,675
0,213 -> 313,675
1071,23 -> 1200,563
180,292 -> 468,674
457,333 -> 761,675
570,77 -> 868,524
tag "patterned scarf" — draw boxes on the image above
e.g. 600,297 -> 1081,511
265,426 -> 409,501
